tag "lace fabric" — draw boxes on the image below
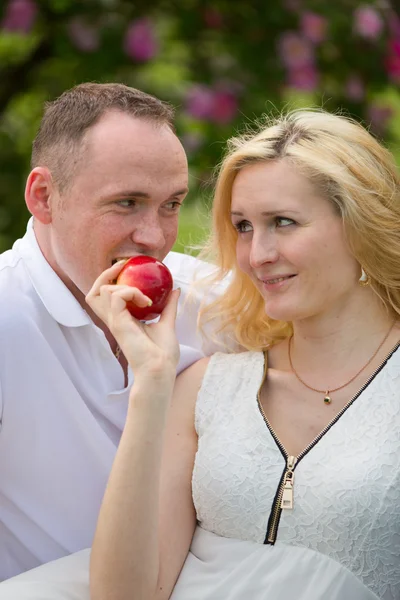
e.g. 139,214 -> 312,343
192,349 -> 400,600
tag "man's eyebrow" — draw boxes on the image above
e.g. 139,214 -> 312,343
170,188 -> 189,198
101,188 -> 189,201
114,191 -> 150,199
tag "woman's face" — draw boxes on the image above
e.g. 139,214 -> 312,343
231,159 -> 362,323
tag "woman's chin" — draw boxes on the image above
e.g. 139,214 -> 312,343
263,300 -> 302,323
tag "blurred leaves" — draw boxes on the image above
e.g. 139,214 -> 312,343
0,0 -> 399,250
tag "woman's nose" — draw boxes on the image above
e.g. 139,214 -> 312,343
249,234 -> 279,268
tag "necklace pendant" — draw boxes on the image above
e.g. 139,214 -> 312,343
324,392 -> 332,405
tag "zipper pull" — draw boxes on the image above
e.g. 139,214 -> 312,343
281,455 -> 297,510
281,475 -> 294,509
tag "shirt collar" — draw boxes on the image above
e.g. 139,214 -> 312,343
18,218 -> 91,327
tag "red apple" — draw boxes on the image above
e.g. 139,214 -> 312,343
116,256 -> 173,321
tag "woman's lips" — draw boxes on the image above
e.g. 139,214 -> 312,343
260,274 -> 297,290
261,274 -> 296,284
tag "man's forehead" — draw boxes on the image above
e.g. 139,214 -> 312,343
85,110 -> 173,143
82,117 -> 185,166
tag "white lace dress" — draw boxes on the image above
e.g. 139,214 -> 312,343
1,345 -> 399,600
171,345 -> 400,600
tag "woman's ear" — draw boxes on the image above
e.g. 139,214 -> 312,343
25,167 -> 55,224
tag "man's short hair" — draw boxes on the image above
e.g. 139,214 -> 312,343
31,82 -> 175,192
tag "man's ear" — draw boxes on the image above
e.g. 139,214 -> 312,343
25,167 -> 56,225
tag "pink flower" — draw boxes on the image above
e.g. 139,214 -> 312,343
385,38 -> 400,83
300,12 -> 327,44
278,31 -> 315,69
388,13 -> 400,38
353,5 -> 384,41
185,85 -> 238,124
385,39 -> 400,83
386,53 -> 400,82
1,0 -> 37,34
68,18 -> 100,52
185,85 -> 215,120
345,75 -> 365,101
124,18 -> 158,62
287,65 -> 319,91
211,90 -> 238,124
388,38 -> 400,58
367,104 -> 393,135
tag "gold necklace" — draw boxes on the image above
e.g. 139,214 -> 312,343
114,344 -> 122,360
288,320 -> 396,405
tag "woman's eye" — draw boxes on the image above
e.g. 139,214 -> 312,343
275,216 -> 295,227
234,220 -> 253,233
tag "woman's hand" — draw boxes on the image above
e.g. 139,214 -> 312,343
85,260 -> 180,378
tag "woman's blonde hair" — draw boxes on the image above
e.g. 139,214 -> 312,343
198,109 -> 400,352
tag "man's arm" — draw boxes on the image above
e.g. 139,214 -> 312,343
165,251 -> 231,359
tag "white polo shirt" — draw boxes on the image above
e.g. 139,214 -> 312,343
0,220 -> 220,580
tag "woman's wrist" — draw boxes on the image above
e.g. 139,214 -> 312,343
133,361 -> 177,384
128,368 -> 176,410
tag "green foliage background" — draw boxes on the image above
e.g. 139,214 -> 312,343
0,0 -> 399,253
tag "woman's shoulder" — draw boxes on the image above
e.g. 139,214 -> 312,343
177,355 -> 211,383
176,351 -> 265,409
211,349 -> 264,365
180,350 -> 264,377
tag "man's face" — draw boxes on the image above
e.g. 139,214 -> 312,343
44,111 -> 188,296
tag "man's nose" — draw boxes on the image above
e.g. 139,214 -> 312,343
130,215 -> 166,252
249,232 -> 279,268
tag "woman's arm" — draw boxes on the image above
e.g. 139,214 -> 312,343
156,359 -> 208,596
85,262 -> 209,600
90,359 -> 208,600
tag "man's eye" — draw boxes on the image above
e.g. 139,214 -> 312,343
234,220 -> 253,233
276,216 -> 295,227
164,201 -> 182,211
117,199 -> 135,208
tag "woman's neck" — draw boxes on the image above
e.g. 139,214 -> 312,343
289,292 -> 398,381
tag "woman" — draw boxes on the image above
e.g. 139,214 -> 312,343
86,110 -> 400,600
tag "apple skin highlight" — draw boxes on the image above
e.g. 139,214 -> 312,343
116,256 -> 173,321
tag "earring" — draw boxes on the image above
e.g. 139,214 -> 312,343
359,267 -> 370,287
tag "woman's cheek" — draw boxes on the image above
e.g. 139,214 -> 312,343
235,242 -> 251,275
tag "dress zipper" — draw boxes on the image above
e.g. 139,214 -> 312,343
257,340 -> 400,545
266,455 -> 297,543
281,455 -> 296,509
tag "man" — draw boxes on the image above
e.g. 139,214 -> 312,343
0,82 -> 220,580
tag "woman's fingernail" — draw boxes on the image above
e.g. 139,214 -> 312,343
147,298 -> 153,306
